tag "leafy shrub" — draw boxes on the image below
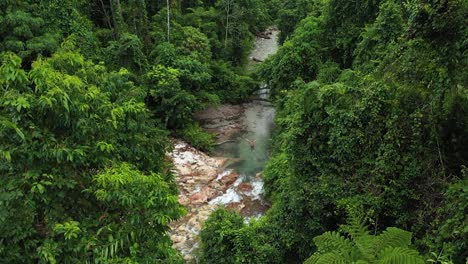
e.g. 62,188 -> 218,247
199,208 -> 244,264
144,64 -> 197,129
179,122 -> 214,153
429,167 -> 468,263
199,208 -> 281,264
210,61 -> 257,104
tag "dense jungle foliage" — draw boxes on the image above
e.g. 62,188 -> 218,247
1,0 -> 467,263
199,0 -> 467,263
0,0 -> 271,262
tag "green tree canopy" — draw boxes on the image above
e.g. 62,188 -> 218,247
0,48 -> 184,262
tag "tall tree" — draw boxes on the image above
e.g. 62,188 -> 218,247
224,0 -> 231,48
167,0 -> 171,42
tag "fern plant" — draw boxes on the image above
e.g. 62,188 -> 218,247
304,218 -> 425,264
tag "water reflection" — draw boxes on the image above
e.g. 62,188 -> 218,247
214,101 -> 275,180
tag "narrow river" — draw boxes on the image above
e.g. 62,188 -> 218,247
208,27 -> 279,217
209,94 -> 276,216
169,27 -> 279,262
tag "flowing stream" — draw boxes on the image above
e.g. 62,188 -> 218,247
209,28 -> 279,217
209,98 -> 275,216
169,27 -> 279,261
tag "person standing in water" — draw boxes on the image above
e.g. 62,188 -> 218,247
244,138 -> 256,150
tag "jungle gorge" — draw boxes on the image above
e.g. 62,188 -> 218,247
0,0 -> 466,263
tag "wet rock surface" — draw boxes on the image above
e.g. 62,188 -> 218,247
169,141 -> 269,262
195,104 -> 245,144
248,27 -> 279,71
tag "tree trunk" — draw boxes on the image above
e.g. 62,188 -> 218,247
110,0 -> 126,36
139,0 -> 152,49
224,0 -> 231,48
167,0 -> 171,42
99,0 -> 114,37
109,0 -> 118,35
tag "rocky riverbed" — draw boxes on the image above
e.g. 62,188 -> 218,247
168,140 -> 268,261
194,104 -> 245,143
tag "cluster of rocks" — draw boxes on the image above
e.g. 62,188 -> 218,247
195,104 -> 245,143
169,141 -> 265,262
248,27 -> 280,71
256,27 -> 276,39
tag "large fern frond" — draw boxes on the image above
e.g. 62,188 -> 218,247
355,260 -> 371,264
313,231 -> 354,253
341,216 -> 369,240
354,234 -> 377,262
304,254 -> 323,264
373,227 -> 412,253
306,218 -> 425,264
341,217 -> 375,261
313,231 -> 362,261
377,247 -> 425,264
304,252 -> 347,264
